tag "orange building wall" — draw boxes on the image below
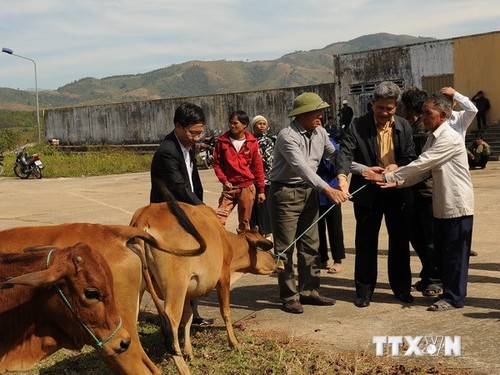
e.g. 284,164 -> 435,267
453,32 -> 500,129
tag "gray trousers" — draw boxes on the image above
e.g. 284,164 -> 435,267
269,183 -> 321,302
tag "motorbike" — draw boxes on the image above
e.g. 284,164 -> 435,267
195,133 -> 217,169
14,147 -> 44,179
0,152 -> 4,176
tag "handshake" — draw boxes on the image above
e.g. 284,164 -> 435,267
361,164 -> 399,188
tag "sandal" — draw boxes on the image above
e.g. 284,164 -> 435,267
327,262 -> 343,274
322,260 -> 334,270
422,283 -> 442,297
427,299 -> 455,312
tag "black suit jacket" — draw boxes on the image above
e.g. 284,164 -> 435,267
335,112 -> 416,209
150,131 -> 203,205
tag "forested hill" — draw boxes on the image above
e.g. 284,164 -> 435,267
0,33 -> 434,110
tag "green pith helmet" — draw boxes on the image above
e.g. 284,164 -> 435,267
288,92 -> 330,117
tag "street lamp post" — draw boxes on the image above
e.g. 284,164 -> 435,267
2,47 -> 41,144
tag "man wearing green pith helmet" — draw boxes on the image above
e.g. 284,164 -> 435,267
268,92 -> 349,314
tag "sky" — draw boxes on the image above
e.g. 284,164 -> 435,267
1,0 -> 499,91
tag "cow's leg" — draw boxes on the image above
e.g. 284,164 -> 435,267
216,273 -> 239,348
160,286 -> 191,375
106,253 -> 161,375
181,299 -> 194,360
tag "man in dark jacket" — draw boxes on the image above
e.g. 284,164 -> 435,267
471,90 -> 490,129
335,81 -> 416,308
150,102 -> 214,326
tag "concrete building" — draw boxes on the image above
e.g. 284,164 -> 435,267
333,31 -> 499,131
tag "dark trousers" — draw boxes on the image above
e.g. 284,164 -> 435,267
476,111 -> 487,129
353,193 -> 412,298
410,194 -> 440,284
318,204 -> 345,263
434,216 -> 473,308
468,155 -> 489,169
250,185 -> 272,235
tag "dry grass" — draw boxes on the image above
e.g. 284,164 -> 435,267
11,311 -> 471,375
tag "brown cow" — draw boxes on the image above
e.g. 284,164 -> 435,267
0,223 -> 206,375
0,243 -> 130,373
130,202 -> 284,375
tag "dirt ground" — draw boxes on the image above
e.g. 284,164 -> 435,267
0,162 -> 498,374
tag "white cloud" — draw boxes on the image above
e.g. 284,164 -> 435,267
1,0 -> 499,90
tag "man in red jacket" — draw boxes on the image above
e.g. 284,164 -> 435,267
213,110 -> 266,229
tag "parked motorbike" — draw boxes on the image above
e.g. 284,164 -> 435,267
195,133 -> 217,169
0,152 -> 4,176
14,147 -> 44,179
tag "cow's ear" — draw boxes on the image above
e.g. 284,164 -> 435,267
1,269 -> 62,288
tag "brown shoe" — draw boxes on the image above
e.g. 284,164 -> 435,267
282,300 -> 304,314
300,294 -> 336,306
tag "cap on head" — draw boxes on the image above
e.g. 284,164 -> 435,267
251,115 -> 268,127
288,92 -> 330,117
342,100 -> 348,105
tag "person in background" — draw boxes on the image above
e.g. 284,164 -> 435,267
150,102 -> 214,326
324,115 -> 341,142
335,81 -> 416,308
250,115 -> 274,238
317,133 -> 345,274
339,99 -> 354,130
401,87 -> 442,297
364,93 -> 474,312
213,110 -> 266,229
467,133 -> 491,169
471,91 -> 490,130
269,92 -> 348,314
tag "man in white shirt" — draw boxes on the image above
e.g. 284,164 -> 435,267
439,87 -> 478,141
363,93 -> 474,311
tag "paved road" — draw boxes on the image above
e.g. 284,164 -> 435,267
0,163 -> 498,374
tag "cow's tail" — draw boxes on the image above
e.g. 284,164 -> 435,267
155,178 -> 207,256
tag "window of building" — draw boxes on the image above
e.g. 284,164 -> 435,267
349,79 -> 404,95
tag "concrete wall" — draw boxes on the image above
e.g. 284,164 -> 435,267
44,83 -> 335,144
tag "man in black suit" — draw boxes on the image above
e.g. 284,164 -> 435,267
150,102 -> 214,326
335,81 -> 416,308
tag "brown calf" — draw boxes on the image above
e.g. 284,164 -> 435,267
0,243 -> 130,373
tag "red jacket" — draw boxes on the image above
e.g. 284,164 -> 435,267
213,131 -> 265,193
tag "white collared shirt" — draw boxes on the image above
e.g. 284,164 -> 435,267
448,91 -> 478,142
175,133 -> 194,192
385,122 -> 474,219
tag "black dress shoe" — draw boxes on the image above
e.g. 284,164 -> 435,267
283,300 -> 304,314
394,293 -> 414,303
192,317 -> 215,326
299,294 -> 336,306
354,297 -> 371,308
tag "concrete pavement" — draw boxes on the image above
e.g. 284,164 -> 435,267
0,162 -> 498,374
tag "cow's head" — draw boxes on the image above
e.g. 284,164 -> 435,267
3,243 -> 131,356
235,226 -> 284,274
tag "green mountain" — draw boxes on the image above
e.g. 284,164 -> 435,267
0,33 -> 434,110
